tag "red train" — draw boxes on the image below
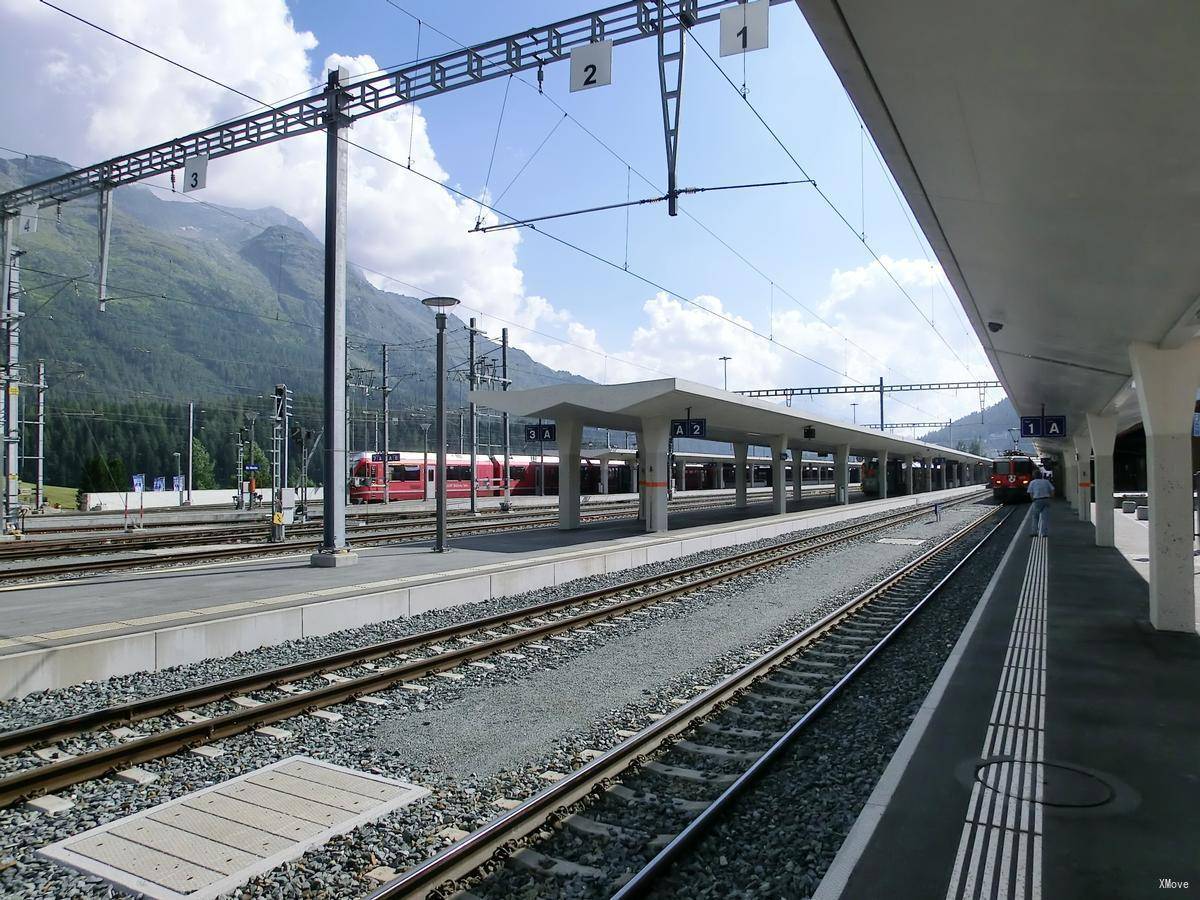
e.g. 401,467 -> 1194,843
348,452 -> 631,503
990,452 -> 1042,503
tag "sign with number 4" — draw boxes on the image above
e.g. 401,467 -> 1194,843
570,40 -> 612,92
183,154 -> 209,193
720,0 -> 769,57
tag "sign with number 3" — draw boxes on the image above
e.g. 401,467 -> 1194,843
719,0 -> 769,57
183,154 -> 209,193
570,40 -> 613,92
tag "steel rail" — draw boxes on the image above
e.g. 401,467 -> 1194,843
0,492 -> 983,805
612,507 -> 1013,898
365,501 -> 1005,899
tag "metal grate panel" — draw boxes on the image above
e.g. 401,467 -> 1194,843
39,756 -> 429,899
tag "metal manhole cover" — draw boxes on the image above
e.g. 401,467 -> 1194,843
40,756 -> 429,899
975,758 -> 1114,808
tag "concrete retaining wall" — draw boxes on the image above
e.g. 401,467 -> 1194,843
80,488 -> 325,513
0,486 -> 982,699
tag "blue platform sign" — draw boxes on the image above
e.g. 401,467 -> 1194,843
1020,414 -> 1068,438
244,463 -> 260,472
524,423 -> 556,443
671,418 -> 707,438
131,473 -> 145,492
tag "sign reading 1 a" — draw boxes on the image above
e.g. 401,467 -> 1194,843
1019,415 -> 1068,438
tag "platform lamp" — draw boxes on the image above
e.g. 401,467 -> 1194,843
718,356 -> 731,391
422,296 -> 460,552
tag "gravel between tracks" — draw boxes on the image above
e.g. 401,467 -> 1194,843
0,497 -> 990,899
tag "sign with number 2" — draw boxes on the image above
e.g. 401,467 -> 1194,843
570,40 -> 613,92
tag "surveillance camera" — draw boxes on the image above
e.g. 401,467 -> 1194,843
987,321 -> 1004,333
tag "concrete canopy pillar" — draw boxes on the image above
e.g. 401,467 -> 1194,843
1087,412 -> 1119,547
1074,430 -> 1093,523
791,451 -> 803,501
1063,453 -> 1077,509
673,456 -> 686,492
640,417 -> 671,533
599,458 -> 609,495
1130,340 -> 1200,632
904,454 -> 914,495
633,436 -> 643,520
715,460 -> 725,490
733,442 -> 748,509
878,450 -> 889,499
834,444 -> 850,505
771,435 -> 788,515
557,417 -> 582,530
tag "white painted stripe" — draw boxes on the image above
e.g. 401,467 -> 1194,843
945,533 -> 1047,900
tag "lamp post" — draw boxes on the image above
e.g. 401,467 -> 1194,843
718,356 -> 731,391
173,452 -> 182,507
420,422 -> 431,502
850,401 -> 859,424
422,296 -> 459,551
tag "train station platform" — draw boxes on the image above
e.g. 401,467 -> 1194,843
818,501 -> 1200,900
0,486 -> 979,699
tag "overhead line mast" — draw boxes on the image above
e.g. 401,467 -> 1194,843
0,0 -> 789,557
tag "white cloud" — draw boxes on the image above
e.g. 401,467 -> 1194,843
0,0 -> 577,345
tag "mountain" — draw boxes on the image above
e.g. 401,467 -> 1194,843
918,397 -> 1034,457
0,155 -> 588,487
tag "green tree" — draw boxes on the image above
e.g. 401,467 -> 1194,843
956,438 -> 984,456
76,456 -> 130,507
191,441 -> 217,489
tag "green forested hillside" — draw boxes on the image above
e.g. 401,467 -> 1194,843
2,155 -> 586,489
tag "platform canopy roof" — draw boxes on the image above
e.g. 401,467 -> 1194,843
793,0 -> 1200,447
472,378 -> 988,464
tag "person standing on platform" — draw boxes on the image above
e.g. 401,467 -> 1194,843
1027,471 -> 1054,537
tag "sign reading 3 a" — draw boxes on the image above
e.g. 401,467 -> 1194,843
525,423 -> 557,443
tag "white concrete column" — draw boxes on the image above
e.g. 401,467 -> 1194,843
1074,430 -> 1093,523
715,460 -> 725,490
633,436 -> 643,520
734,442 -> 748,509
1130,340 -> 1200,632
1070,453 -> 1080,511
834,444 -> 850,505
557,417 -> 582,530
599,459 -> 610,495
1087,412 -> 1118,547
904,454 -> 914,495
791,452 -> 803,501
939,459 -> 947,490
771,435 -> 788,515
878,451 -> 889,499
640,417 -> 671,533
673,456 -> 686,492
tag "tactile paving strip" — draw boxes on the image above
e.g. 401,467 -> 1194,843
39,756 -> 429,899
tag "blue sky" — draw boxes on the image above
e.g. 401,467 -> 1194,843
1,0 -> 995,428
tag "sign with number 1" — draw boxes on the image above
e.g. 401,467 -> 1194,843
570,40 -> 612,92
719,0 -> 769,57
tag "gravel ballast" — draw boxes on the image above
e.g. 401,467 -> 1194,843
0,495 -> 993,899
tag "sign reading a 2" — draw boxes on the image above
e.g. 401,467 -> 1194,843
671,418 -> 707,439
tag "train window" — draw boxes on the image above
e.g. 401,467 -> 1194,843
390,465 -> 420,481
510,466 -> 526,479
994,460 -> 1011,475
1013,458 -> 1035,475
447,465 -> 471,481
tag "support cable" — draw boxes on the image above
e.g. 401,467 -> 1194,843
476,75 -> 513,229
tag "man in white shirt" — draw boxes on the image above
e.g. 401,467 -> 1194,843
1027,472 -> 1054,537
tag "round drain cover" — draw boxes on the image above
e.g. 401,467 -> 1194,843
975,759 -> 1114,808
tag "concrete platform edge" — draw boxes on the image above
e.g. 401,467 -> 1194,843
812,504 -> 1031,900
0,487 -> 982,699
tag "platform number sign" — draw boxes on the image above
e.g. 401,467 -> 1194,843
671,418 -> 707,439
525,423 -> 557,443
18,204 -> 38,234
570,40 -> 613,92
182,154 -> 209,193
1020,415 -> 1068,438
720,0 -> 770,57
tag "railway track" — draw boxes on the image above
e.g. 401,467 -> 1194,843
365,498 -> 1008,899
0,491 -> 981,810
0,491 -> 825,581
